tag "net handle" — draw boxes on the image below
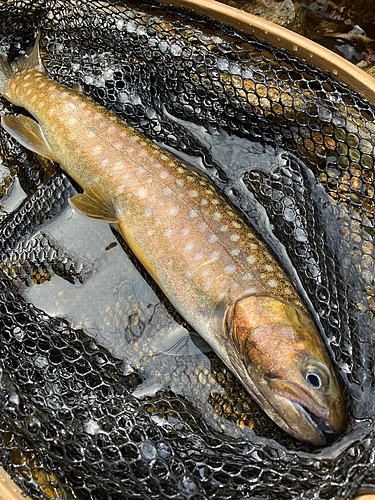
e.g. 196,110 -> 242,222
160,0 -> 375,104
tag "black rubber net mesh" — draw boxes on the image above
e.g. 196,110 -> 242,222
0,0 -> 373,499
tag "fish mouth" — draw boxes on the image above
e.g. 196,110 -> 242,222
268,378 -> 336,444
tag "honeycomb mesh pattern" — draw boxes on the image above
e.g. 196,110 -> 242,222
0,0 -> 374,498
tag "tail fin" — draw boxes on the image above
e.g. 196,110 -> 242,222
0,31 -> 45,98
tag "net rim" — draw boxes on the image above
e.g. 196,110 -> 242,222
161,0 -> 375,105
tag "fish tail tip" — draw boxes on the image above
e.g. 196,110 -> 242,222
21,29 -> 45,74
0,54 -> 12,96
0,30 -> 45,96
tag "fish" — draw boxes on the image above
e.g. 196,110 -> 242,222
0,33 -> 345,444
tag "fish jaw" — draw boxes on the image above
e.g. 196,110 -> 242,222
269,378 -> 344,435
220,294 -> 345,445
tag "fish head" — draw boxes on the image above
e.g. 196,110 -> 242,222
225,295 -> 345,445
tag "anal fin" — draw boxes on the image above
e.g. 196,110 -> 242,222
1,114 -> 57,162
69,183 -> 119,223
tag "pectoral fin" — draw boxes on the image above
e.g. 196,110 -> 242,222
69,183 -> 119,223
1,115 -> 57,162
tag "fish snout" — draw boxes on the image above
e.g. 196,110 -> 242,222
269,378 -> 345,439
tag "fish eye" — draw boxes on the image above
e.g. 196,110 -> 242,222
304,363 -> 330,390
306,372 -> 322,389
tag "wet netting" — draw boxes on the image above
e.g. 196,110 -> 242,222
0,0 -> 374,499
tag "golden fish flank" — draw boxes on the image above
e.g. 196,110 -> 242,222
0,33 -> 345,444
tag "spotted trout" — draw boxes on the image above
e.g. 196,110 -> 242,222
0,34 -> 344,444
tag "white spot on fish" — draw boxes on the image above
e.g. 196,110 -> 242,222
209,251 -> 220,261
101,158 -> 109,166
177,167 -> 185,174
267,280 -> 277,288
246,256 -> 255,264
160,154 -> 169,161
187,176 -> 194,182
230,234 -> 239,241
114,161 -> 125,169
194,253 -> 203,261
265,265 -> 274,272
137,187 -> 148,198
176,179 -> 184,187
87,130 -> 96,139
204,281 -> 213,291
66,116 -> 78,126
208,234 -> 218,243
201,199 -> 208,205
147,229 -> 154,237
202,268 -> 211,277
137,166 -> 146,174
92,145 -> 102,155
23,73 -> 31,80
163,187 -> 172,196
212,199 -> 220,205
144,207 -> 153,216
160,170 -> 169,179
230,249 -> 240,256
182,227 -> 190,236
220,225 -> 228,232
189,209 -> 198,219
224,265 -> 236,275
244,287 -> 256,295
242,273 -> 252,280
213,212 -> 222,221
198,222 -> 207,232
168,206 -> 179,216
232,221 -> 241,228
189,189 -> 198,198
48,108 -> 55,116
250,243 -> 259,250
284,287 -> 292,295
165,228 -> 175,237
184,242 -> 195,253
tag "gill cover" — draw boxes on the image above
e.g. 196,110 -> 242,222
225,295 -> 345,444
